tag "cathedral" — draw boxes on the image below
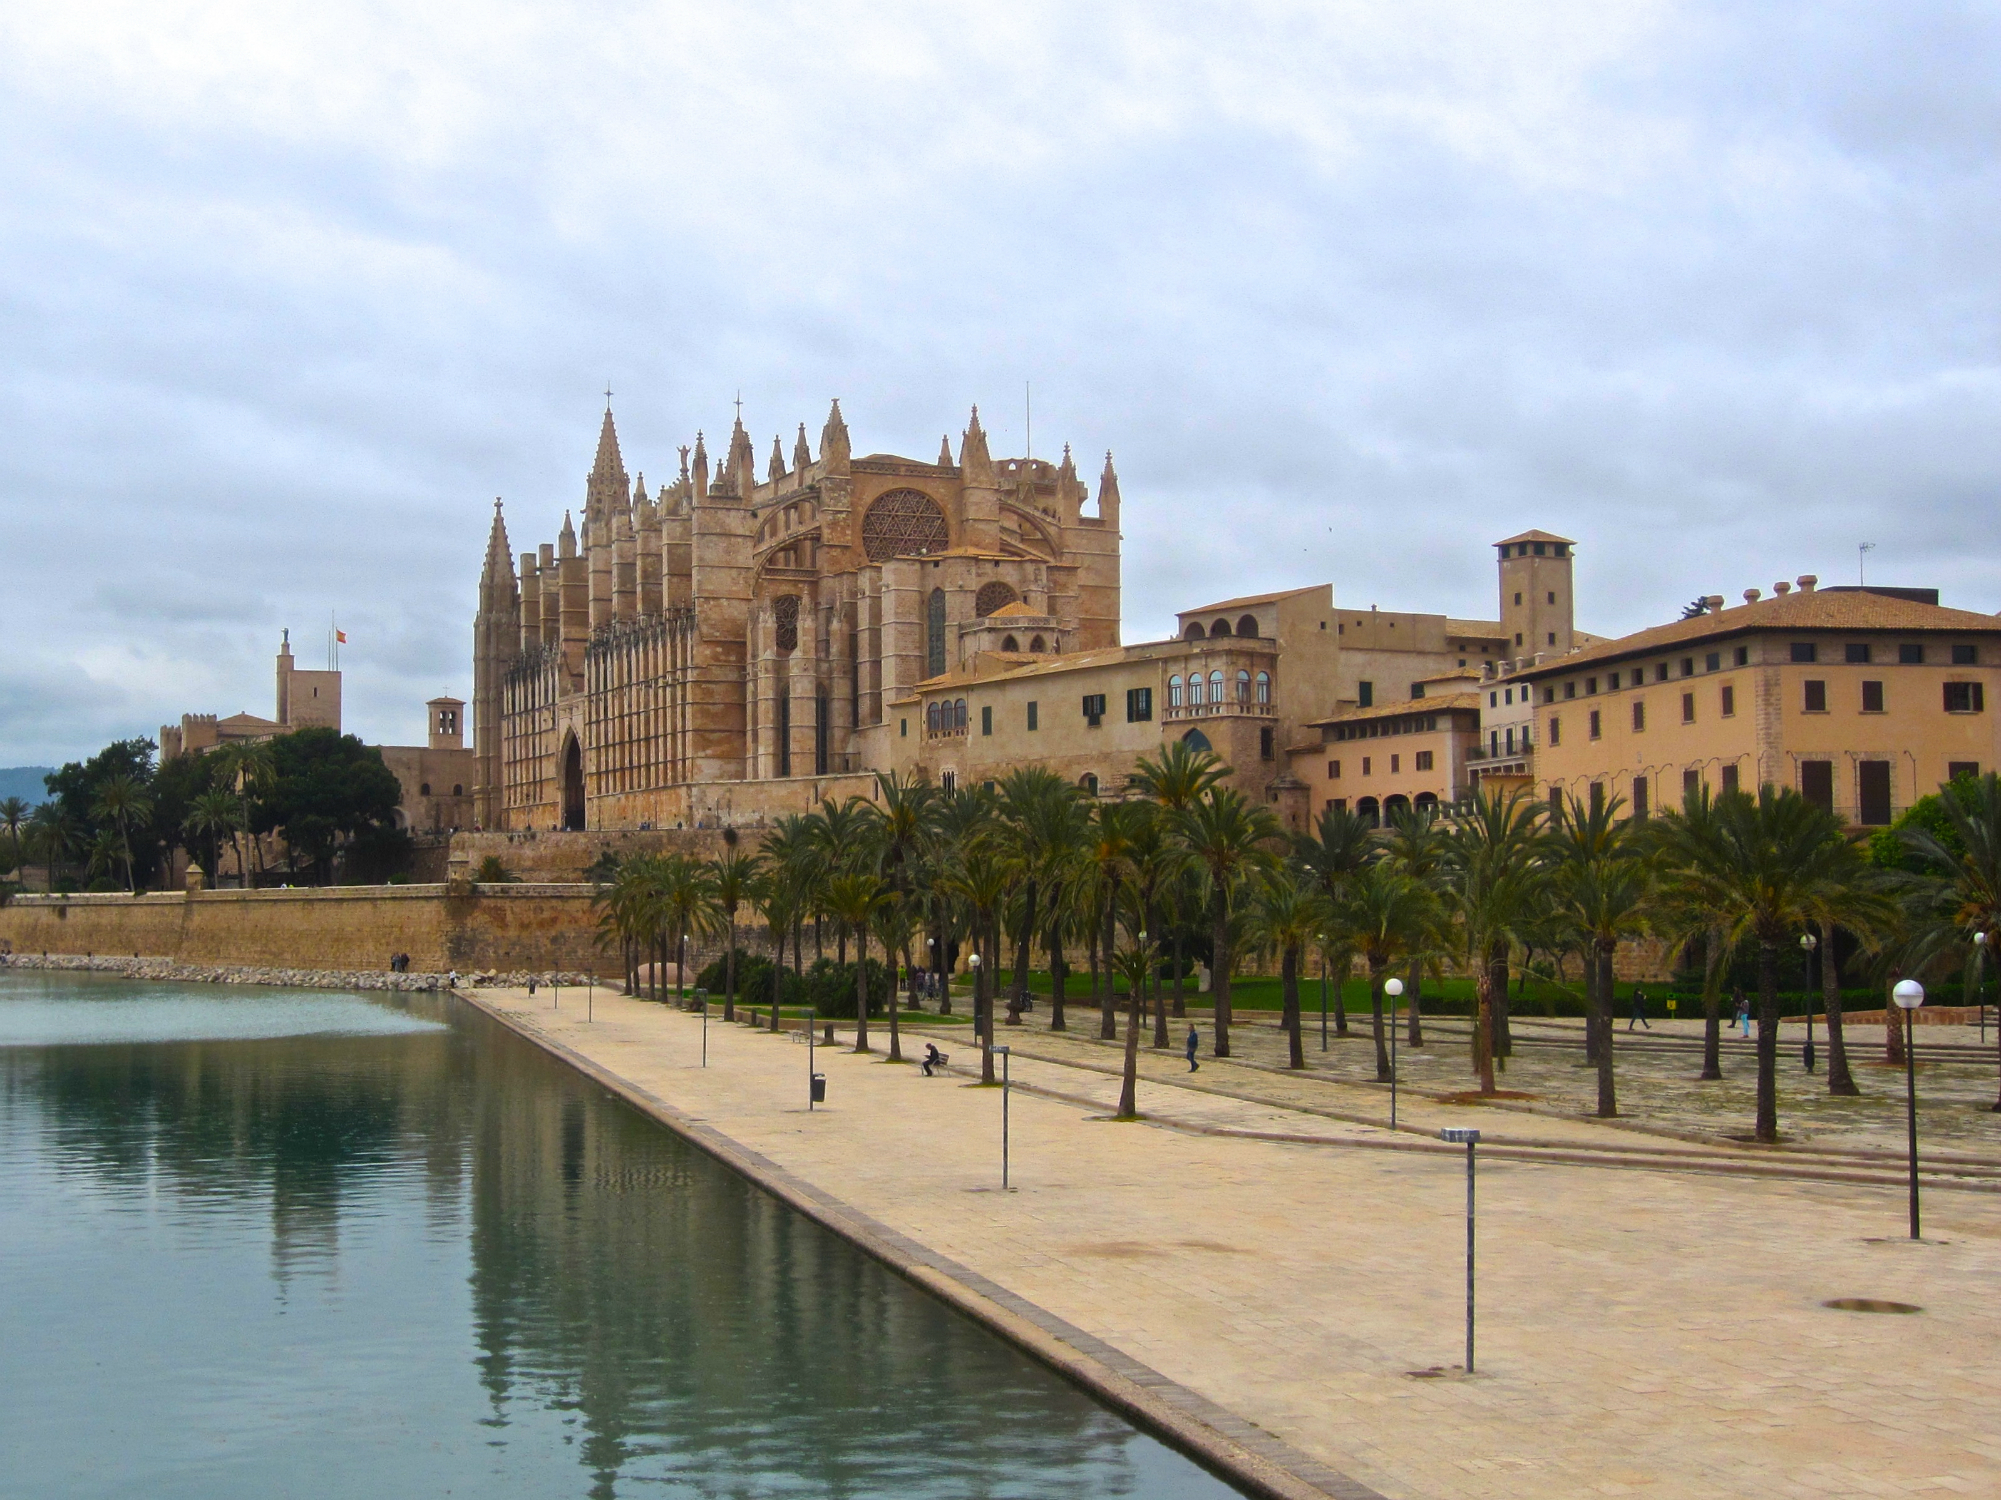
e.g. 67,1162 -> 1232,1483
473,400 -> 1123,830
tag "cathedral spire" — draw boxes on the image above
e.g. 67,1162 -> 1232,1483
558,509 -> 578,559
959,404 -> 993,485
793,423 -> 812,473
481,498 -> 511,579
586,404 -> 630,533
1097,450 -> 1121,520
820,398 -> 850,469
938,435 -> 953,467
769,434 -> 786,482
592,406 -> 623,480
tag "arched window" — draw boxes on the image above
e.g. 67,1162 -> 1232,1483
1183,622 -> 1205,641
1181,728 -> 1212,753
974,581 -> 1019,616
1385,794 -> 1411,822
1168,675 -> 1183,707
927,702 -> 940,732
1414,792 -> 1439,811
926,588 -> 947,678
1236,670 -> 1251,703
1001,635 -> 1019,652
1357,796 -> 1380,829
1236,615 -> 1259,638
954,698 -> 968,730
862,488 -> 950,562
1208,670 -> 1224,701
1209,618 -> 1232,637
419,782 -> 431,797
1080,773 -> 1099,796
1188,673 -> 1205,706
1255,671 -> 1270,704
452,784 -> 463,797
1029,635 -> 1045,652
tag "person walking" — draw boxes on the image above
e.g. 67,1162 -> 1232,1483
1185,1026 -> 1201,1072
1733,989 -> 1750,1038
1628,987 -> 1650,1031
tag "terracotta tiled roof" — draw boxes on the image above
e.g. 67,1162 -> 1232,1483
913,646 -> 1126,691
1178,585 -> 1324,615
1304,690 -> 1482,729
1516,589 -> 2001,679
1495,528 -> 1575,547
986,600 -> 1043,618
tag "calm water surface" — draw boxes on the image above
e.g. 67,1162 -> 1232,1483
0,970 -> 1245,1499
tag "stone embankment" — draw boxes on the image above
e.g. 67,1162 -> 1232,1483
0,952 -> 593,991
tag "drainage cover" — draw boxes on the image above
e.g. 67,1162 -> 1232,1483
1822,1298 -> 1922,1314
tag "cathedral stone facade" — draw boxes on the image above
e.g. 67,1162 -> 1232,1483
473,400 -> 1122,830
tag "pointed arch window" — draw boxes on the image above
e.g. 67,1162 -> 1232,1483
773,594 -> 800,652
926,589 -> 947,678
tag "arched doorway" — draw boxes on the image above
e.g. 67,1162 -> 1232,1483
1181,727 -> 1213,754
1384,794 -> 1411,822
1356,796 -> 1380,829
560,734 -> 585,831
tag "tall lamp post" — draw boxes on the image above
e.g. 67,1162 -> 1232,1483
1320,935 -> 1330,1052
1440,1126 -> 1481,1373
995,1044 -> 1012,1189
1892,978 -> 1925,1239
1976,930 -> 1989,1045
1385,976 -> 1404,1130
1799,932 -> 1818,1073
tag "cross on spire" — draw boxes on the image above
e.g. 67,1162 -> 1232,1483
604,383 -> 613,410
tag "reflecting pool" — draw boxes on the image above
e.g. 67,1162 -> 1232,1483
0,969 -> 1244,1498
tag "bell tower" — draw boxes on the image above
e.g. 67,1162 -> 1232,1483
1496,530 -> 1575,659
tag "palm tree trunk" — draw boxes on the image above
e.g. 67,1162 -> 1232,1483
1172,929 -> 1187,1018
1152,938 -> 1170,1050
1047,921 -> 1068,1032
723,923 -> 737,1022
1100,898 -> 1118,1040
1011,880 -> 1036,1024
1283,944 -> 1305,1068
1596,941 -> 1618,1118
1086,923 -> 1100,1029
1821,920 -> 1858,1096
886,937 -> 902,1063
1755,939 -> 1781,1143
1884,973 -> 1906,1066
1117,968 -> 1143,1118
1404,960 -> 1423,1047
1584,947 -> 1602,1065
853,924 -> 872,1053
1489,950 -> 1512,1061
770,925 -> 786,1031
1333,950 -> 1352,1035
979,923 -> 996,1084
1473,945 -> 1498,1095
1700,934 -> 1724,1081
1212,899 -> 1234,1059
1368,960 -> 1390,1081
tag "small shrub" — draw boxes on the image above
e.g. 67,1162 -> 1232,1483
804,956 -> 893,1018
474,855 -> 519,884
699,952 -> 806,1009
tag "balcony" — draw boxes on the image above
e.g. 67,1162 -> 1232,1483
1163,700 -> 1276,722
926,724 -> 968,741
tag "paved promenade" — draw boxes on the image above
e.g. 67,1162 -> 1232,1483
461,985 -> 2001,1500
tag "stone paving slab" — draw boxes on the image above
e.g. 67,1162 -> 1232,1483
463,985 -> 2001,1500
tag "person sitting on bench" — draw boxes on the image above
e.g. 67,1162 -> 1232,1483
921,1043 -> 949,1077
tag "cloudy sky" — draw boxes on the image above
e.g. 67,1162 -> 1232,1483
2,0 -> 1996,766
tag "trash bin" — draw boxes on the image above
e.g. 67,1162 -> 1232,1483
810,1073 -> 827,1104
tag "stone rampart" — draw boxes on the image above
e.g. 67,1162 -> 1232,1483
0,884 -> 616,976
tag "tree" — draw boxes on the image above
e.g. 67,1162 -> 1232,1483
1130,740 -> 1229,1020
1438,788 -> 1548,1094
1892,771 -> 2001,1110
708,845 -> 761,1022
183,789 -> 240,885
92,773 -> 154,891
1172,787 -> 1280,1058
1293,803 -> 1376,1039
27,805 -> 78,891
0,796 -> 30,875
998,767 -> 1083,1024
1656,785 -> 1871,1142
258,729 -> 402,884
1111,935 -> 1160,1118
821,870 -> 889,1054
1381,805 -> 1450,1047
1548,791 -> 1651,1118
1334,860 -> 1442,1082
1245,869 -> 1331,1068
1084,801 -> 1147,1039
210,739 -> 276,883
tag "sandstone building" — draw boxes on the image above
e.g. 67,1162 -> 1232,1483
475,402 -> 1120,830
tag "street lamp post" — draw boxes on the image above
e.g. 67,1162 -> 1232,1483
1440,1126 -> 1481,1373
698,987 -> 708,1067
925,936 -> 936,1013
969,950 -> 983,1039
1320,936 -> 1330,1052
1800,932 -> 1818,1073
1892,978 -> 1925,1239
1385,977 -> 1404,1130
996,1044 -> 1012,1189
1976,930 -> 1989,1045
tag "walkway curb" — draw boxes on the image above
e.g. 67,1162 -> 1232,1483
455,989 -> 1392,1500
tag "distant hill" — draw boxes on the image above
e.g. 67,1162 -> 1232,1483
0,767 -> 53,806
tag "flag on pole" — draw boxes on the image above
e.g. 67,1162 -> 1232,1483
336,630 -> 348,644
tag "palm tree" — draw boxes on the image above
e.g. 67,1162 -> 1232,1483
183,790 -> 240,886
1293,803 -> 1375,1039
821,870 -> 888,1053
1111,935 -> 1161,1118
762,814 -> 822,983
1123,810 -> 1187,1048
86,829 -> 124,886
1084,801 -> 1147,1039
1381,804 -> 1450,1047
1658,785 -> 1868,1143
998,767 -> 1082,1024
1891,771 -> 2001,1109
92,773 -> 153,891
1245,869 -> 1332,1068
750,866 -> 799,1031
871,896 -> 916,1063
656,855 -> 721,1003
0,796 -> 28,868
708,845 -> 761,1021
28,805 -> 77,892
948,840 -> 1011,1083
211,740 -> 275,883
1548,791 -> 1651,1118
1438,788 -> 1547,1094
1648,784 -> 1738,1082
1335,860 -> 1442,1082
1130,740 -> 1228,1018
1173,786 -> 1281,1058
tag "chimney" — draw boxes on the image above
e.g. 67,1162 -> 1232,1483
1744,588 -> 1762,603
1774,581 -> 1792,595
1797,574 -> 1818,592
1704,595 -> 1725,615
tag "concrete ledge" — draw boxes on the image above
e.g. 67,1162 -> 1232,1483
455,987 -> 1390,1500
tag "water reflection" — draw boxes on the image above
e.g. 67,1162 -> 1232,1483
0,973 -> 1242,1499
